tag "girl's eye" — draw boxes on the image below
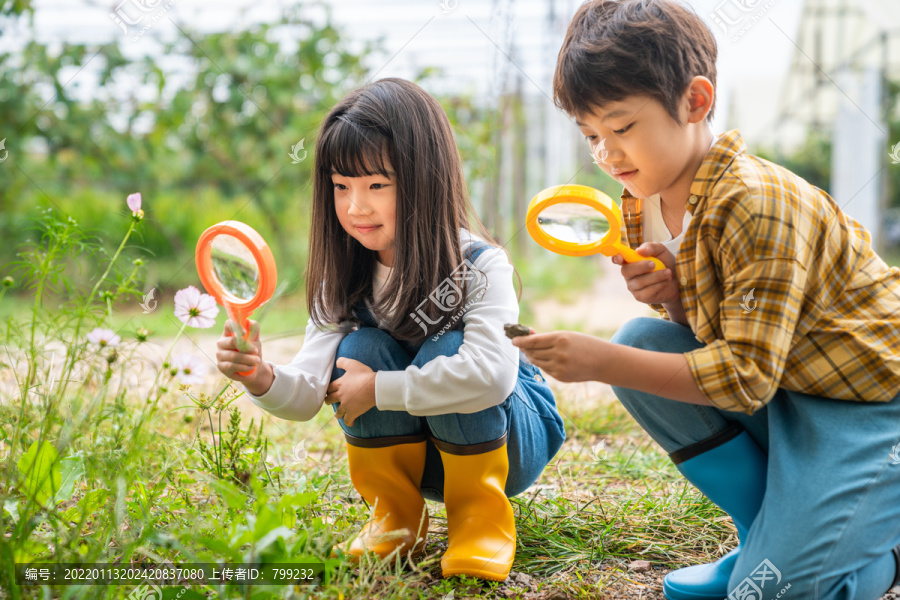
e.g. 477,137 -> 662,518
371,183 -> 385,190
333,182 -> 347,190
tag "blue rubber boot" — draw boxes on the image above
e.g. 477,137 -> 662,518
663,425 -> 768,600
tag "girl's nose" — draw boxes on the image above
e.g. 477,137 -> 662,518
346,196 -> 371,217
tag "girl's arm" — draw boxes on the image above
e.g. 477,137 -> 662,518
243,318 -> 351,421
374,244 -> 521,416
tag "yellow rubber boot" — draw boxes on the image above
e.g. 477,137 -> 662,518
437,436 -> 516,581
343,435 -> 429,561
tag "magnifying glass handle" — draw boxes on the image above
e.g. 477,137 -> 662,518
224,303 -> 258,376
613,245 -> 666,271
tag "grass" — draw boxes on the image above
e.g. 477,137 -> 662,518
0,211 -> 736,600
0,346 -> 736,600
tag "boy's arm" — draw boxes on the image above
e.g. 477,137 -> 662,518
661,298 -> 689,327
512,331 -> 711,404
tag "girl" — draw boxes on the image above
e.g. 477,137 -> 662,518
215,78 -> 566,581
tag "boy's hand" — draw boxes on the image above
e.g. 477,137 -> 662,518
216,319 -> 273,395
613,243 -> 681,306
324,358 -> 376,427
512,329 -> 606,383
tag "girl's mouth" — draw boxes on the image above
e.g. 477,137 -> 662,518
356,225 -> 381,234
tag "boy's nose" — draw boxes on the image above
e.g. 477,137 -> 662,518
591,138 -> 616,165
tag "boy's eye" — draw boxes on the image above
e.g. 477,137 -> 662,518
584,134 -> 597,142
613,123 -> 633,135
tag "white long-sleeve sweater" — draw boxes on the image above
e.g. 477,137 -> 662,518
243,230 -> 521,420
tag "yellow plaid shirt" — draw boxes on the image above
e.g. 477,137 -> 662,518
620,129 -> 900,413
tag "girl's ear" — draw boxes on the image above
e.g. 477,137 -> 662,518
685,76 -> 714,124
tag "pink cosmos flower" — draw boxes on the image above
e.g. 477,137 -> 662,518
172,353 -> 208,385
86,327 -> 121,348
174,285 -> 219,328
126,193 -> 142,215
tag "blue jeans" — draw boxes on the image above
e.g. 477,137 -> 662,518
330,326 -> 566,503
610,317 -> 900,599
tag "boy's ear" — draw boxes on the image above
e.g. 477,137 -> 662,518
683,76 -> 714,125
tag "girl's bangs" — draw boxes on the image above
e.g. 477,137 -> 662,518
320,116 -> 390,178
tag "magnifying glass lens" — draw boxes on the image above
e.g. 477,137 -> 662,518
536,202 -> 611,244
211,234 -> 260,301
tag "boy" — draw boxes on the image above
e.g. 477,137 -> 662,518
513,1 -> 900,598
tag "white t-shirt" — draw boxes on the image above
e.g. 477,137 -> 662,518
369,259 -> 397,327
643,194 -> 693,256
243,229 -> 520,419
641,134 -> 717,255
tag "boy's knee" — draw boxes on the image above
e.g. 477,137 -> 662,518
610,317 -> 701,354
609,317 -> 669,350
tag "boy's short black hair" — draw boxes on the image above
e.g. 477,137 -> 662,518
553,0 -> 717,124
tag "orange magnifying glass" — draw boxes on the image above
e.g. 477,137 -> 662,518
196,221 -> 277,376
526,184 -> 664,270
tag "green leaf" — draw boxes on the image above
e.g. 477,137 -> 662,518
54,456 -> 84,504
62,488 -> 108,522
3,499 -> 18,523
17,440 -> 60,506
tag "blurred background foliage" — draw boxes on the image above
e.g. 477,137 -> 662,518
2,0 -> 899,336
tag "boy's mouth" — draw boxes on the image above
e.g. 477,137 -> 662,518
613,169 -> 637,181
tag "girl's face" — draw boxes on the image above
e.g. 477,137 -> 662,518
332,165 -> 398,267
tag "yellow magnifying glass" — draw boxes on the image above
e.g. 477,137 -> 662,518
526,184 -> 665,271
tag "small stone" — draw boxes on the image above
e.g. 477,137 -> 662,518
508,571 -> 533,587
628,559 -> 652,572
504,323 -> 531,339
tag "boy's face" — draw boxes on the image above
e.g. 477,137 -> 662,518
576,95 -> 694,201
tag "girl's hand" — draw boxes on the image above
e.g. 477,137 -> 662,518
613,242 -> 681,306
512,330 -> 607,383
324,358 -> 376,427
216,319 -> 274,396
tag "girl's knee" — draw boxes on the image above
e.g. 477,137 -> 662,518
333,328 -> 401,376
412,329 -> 464,366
